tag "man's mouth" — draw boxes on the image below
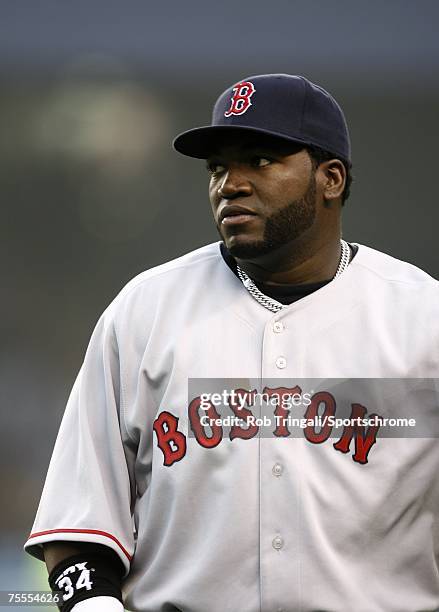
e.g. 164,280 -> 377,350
219,205 -> 257,226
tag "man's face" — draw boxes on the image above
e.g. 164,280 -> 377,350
207,134 -> 318,261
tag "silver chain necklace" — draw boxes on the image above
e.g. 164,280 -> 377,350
236,239 -> 351,314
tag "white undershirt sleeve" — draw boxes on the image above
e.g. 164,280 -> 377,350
72,596 -> 124,611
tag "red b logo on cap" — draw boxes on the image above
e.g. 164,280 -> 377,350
224,81 -> 255,117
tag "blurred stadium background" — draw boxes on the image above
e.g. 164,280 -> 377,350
1,0 -> 438,607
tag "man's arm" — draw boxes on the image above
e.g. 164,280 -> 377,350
25,308 -> 134,611
44,542 -> 112,574
44,542 -> 125,611
25,311 -> 134,571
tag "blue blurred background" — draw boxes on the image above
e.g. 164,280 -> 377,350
1,0 -> 438,607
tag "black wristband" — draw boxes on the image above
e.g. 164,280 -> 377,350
48,552 -> 123,612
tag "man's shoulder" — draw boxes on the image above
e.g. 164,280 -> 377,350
108,241 -> 224,312
352,243 -> 438,289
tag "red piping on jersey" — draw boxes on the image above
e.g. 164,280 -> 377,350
27,528 -> 132,561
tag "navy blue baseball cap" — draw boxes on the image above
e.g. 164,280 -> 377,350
173,74 -> 351,164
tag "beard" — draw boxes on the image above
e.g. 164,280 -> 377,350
219,172 -> 317,260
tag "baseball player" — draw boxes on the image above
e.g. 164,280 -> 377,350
25,74 -> 439,612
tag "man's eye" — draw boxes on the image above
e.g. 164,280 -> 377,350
252,157 -> 272,167
206,162 -> 225,175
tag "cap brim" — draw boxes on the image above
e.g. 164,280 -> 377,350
172,125 -> 310,159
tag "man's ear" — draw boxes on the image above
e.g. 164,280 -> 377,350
319,159 -> 346,203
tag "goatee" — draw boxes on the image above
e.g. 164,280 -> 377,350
219,173 -> 317,260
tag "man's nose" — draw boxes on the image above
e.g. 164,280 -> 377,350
217,166 -> 252,199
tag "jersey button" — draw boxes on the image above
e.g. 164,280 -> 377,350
272,463 -> 283,477
273,321 -> 284,333
272,536 -> 284,550
275,356 -> 287,369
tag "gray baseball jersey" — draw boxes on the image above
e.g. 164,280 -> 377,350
25,242 -> 439,611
